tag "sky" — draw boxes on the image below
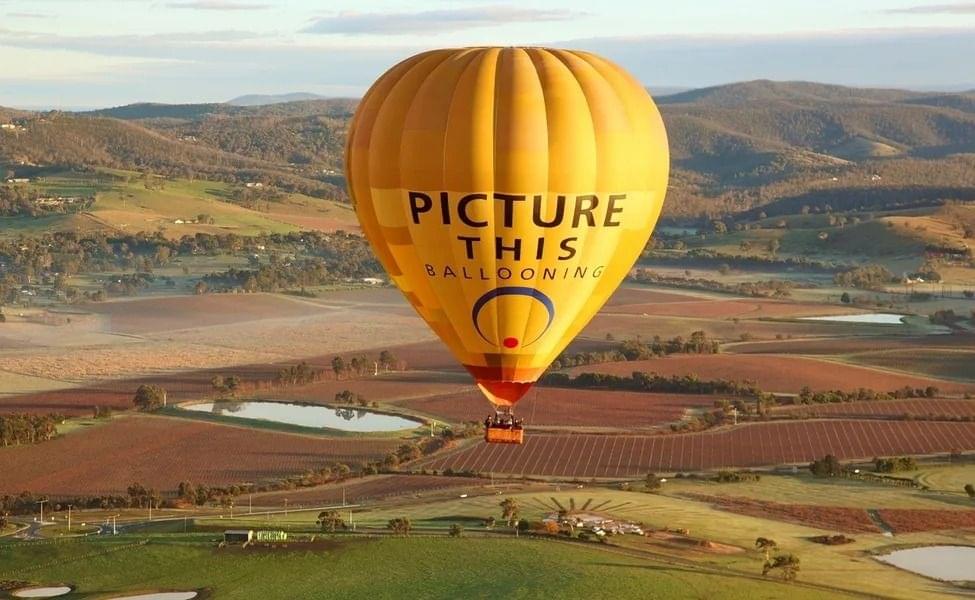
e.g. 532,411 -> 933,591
1,0 -> 974,108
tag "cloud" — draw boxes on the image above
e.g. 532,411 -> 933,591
885,2 -> 975,14
166,1 -> 270,10
0,27 -> 265,57
304,5 -> 579,35
7,12 -> 52,18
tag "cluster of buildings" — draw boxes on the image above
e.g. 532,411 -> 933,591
34,196 -> 90,209
545,512 -> 645,537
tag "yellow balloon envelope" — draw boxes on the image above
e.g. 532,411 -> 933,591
346,47 -> 669,412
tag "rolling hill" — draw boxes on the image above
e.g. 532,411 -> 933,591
3,80 -> 975,219
227,92 -> 329,106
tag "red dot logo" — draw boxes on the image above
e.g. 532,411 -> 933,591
502,337 -> 519,348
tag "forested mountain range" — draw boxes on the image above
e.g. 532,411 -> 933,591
3,80 -> 974,219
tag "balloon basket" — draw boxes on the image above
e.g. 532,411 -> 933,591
485,425 -> 524,445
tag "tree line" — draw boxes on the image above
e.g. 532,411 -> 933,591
550,332 -> 719,370
540,371 -> 762,397
629,268 -> 800,298
0,413 -> 61,446
0,229 -> 380,305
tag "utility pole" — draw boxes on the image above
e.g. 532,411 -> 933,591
284,499 -> 289,518
732,407 -> 738,426
111,515 -> 118,535
67,504 -> 73,532
37,499 -> 47,524
249,493 -> 253,515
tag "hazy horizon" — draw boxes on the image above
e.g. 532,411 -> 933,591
7,79 -> 975,112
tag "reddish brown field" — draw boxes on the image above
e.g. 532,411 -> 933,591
396,388 -> 718,428
0,415 -> 401,496
729,334 -> 975,355
877,508 -> 975,533
277,373 -> 472,405
604,287 -> 703,306
774,398 -> 975,420
569,355 -> 975,394
250,474 -> 508,506
684,494 -> 879,533
85,293 -> 332,334
603,299 -> 857,320
420,420 -> 975,477
0,339 -> 471,415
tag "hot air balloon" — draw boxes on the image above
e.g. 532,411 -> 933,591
346,47 -> 669,444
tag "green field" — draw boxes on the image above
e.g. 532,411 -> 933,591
843,349 -> 975,382
0,168 -> 357,239
190,477 -> 973,600
0,535 -> 860,600
901,464 -> 975,495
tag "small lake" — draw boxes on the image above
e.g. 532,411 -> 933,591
801,313 -> 905,325
182,401 -> 421,432
11,587 -> 72,599
876,545 -> 975,581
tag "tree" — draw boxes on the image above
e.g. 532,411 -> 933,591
387,517 -> 411,535
755,537 -> 778,562
133,384 -> 167,411
516,519 -> 531,533
766,239 -> 781,256
840,292 -> 851,304
331,356 -> 346,379
378,350 -> 396,372
763,553 -> 800,581
334,390 -> 357,404
317,510 -> 345,532
448,523 -> 463,537
193,280 -> 208,295
500,497 -> 519,526
964,484 -> 975,499
645,472 -> 661,490
483,516 -> 496,529
809,454 -> 843,477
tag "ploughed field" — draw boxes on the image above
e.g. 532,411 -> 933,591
773,398 -> 975,419
395,388 -> 718,428
0,415 -> 400,496
603,298 -> 859,319
569,354 -> 975,395
4,284 -> 975,496
687,494 -> 975,534
420,420 -> 975,477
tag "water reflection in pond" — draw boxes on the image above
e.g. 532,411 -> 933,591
182,401 -> 421,432
876,545 -> 975,581
11,587 -> 72,598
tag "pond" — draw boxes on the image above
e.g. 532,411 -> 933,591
801,313 -> 905,325
181,401 -> 422,432
876,545 -> 975,582
11,587 -> 72,598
